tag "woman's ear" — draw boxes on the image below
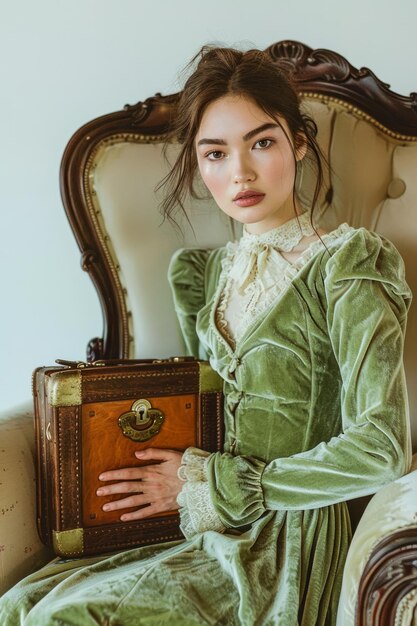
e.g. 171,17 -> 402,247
294,132 -> 308,162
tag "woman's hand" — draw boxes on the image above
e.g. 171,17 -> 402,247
96,448 -> 183,522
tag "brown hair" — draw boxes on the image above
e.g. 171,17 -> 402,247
158,45 -> 325,227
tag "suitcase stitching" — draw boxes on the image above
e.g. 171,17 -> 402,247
90,370 -> 196,381
57,407 -> 80,529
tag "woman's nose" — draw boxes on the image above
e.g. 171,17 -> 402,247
232,154 -> 256,184
234,172 -> 256,183
233,157 -> 256,183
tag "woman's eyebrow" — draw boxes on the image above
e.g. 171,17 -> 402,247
243,122 -> 280,141
197,137 -> 227,147
197,123 -> 280,147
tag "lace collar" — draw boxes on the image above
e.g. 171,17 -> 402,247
227,212 -> 315,294
240,212 -> 315,252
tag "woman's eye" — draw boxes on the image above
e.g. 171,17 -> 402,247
254,138 -> 273,149
206,151 -> 224,160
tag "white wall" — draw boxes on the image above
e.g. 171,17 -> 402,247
1,0 -> 416,411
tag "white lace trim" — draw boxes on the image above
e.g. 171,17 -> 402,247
241,211 -> 315,252
177,447 -> 210,482
176,447 -> 226,539
217,220 -> 352,344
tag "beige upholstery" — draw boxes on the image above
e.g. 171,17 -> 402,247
0,403 -> 53,595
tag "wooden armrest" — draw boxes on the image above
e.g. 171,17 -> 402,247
338,455 -> 417,626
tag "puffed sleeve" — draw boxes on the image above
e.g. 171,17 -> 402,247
205,229 -> 413,528
169,248 -> 228,538
168,248 -> 211,359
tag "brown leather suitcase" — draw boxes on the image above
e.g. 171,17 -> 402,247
33,358 -> 224,558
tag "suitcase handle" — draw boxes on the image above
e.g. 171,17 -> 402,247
55,357 -> 194,369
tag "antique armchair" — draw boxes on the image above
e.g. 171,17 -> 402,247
1,41 -> 416,625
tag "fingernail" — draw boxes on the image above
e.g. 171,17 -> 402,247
121,515 -> 128,521
96,489 -> 104,496
99,474 -> 105,480
102,504 -> 110,511
135,451 -> 144,457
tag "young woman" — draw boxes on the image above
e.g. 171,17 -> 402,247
0,46 -> 411,626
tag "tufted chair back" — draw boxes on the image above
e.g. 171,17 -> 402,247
61,41 -> 417,456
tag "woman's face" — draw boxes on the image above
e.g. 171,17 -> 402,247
195,95 -> 302,234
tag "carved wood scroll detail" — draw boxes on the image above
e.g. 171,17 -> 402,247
80,250 -> 97,272
269,40 -> 353,82
87,337 -> 104,362
266,41 -> 417,137
123,92 -> 179,131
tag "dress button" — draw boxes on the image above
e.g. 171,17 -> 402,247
229,357 -> 240,374
226,391 -> 243,414
387,178 -> 406,199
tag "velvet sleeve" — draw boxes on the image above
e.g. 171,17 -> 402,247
168,248 -> 212,359
206,230 -> 412,528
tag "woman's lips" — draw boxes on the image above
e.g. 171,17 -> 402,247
233,193 -> 265,207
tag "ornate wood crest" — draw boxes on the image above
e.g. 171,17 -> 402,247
267,41 -> 417,138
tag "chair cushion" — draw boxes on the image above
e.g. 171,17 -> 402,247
0,402 -> 53,595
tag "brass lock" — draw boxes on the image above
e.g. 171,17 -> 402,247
118,399 -> 164,442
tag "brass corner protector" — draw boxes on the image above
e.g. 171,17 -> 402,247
199,362 -> 223,393
52,528 -> 84,557
47,371 -> 82,407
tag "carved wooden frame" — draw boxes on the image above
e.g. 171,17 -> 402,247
60,92 -> 179,361
59,40 -> 417,626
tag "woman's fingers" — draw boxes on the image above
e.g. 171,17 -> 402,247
98,467 -> 147,482
99,490 -> 179,521
98,449 -> 181,483
101,493 -> 149,511
96,480 -> 144,496
134,447 -> 177,462
120,503 -> 164,522
96,448 -> 184,519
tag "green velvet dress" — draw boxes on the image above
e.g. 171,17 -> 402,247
0,224 -> 411,626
